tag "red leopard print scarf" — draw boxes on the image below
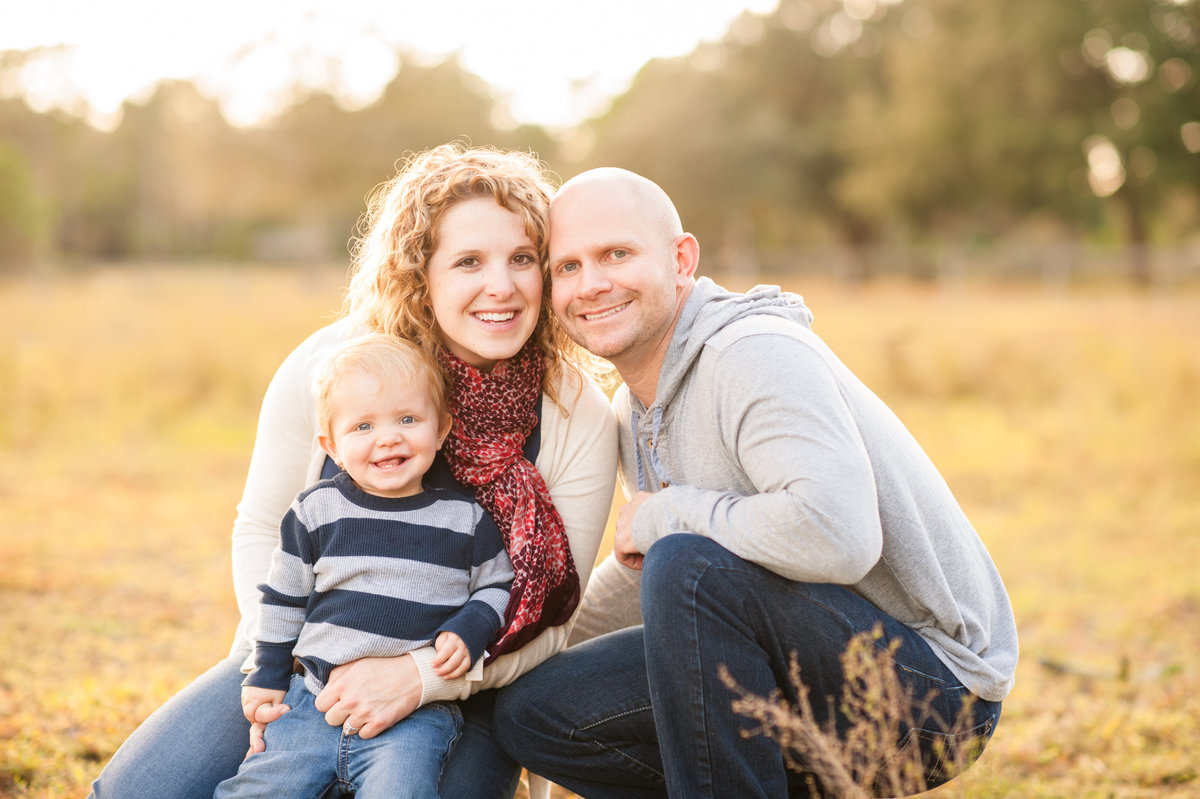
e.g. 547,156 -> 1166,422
439,341 -> 580,657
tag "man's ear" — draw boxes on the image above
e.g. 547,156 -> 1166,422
673,233 -> 700,282
318,434 -> 339,465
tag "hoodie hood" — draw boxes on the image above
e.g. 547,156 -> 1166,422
649,277 -> 814,412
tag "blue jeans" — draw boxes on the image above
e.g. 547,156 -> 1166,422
495,535 -> 1001,798
89,654 -> 520,799
214,675 -> 460,799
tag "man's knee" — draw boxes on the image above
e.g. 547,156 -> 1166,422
643,532 -> 731,576
642,534 -> 746,605
641,535 -> 767,644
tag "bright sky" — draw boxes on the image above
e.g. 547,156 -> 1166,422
0,0 -> 779,130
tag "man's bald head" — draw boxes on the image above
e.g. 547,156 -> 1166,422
552,168 -> 684,241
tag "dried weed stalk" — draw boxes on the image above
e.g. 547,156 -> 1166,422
719,625 -> 984,798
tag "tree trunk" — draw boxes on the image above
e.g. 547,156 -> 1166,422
1117,186 -> 1150,288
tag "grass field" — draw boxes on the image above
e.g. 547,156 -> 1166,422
2,264 -> 1198,798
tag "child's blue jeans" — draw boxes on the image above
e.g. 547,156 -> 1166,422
214,673 -> 462,799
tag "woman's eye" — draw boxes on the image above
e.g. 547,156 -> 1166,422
457,257 -> 479,268
513,252 -> 535,266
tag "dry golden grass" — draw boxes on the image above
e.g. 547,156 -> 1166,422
2,265 -> 1198,798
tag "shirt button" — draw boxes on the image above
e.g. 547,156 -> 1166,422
660,480 -> 669,489
646,437 -> 655,448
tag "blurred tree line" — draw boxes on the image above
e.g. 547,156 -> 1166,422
2,0 -> 1198,284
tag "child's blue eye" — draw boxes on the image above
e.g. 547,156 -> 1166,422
355,422 -> 372,431
401,415 -> 416,425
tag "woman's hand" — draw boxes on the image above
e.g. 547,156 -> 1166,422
614,491 -> 654,570
313,654 -> 422,739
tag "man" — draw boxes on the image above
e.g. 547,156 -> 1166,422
495,168 -> 1018,798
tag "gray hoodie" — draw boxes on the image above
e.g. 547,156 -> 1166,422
611,277 -> 1017,702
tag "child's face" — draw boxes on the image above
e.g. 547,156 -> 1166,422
319,369 -> 450,498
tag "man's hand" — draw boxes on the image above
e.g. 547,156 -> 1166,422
313,654 -> 422,740
614,491 -> 654,570
432,631 -> 470,679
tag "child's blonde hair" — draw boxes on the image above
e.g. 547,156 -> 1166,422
314,334 -> 449,441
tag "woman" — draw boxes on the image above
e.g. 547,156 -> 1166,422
88,144 -> 618,799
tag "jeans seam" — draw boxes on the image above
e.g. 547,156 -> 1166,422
689,561 -> 715,795
574,705 -> 651,733
337,724 -> 352,784
570,710 -> 664,779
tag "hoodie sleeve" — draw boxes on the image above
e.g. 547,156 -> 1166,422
631,331 -> 883,585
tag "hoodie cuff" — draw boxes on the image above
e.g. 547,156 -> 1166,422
633,488 -> 674,555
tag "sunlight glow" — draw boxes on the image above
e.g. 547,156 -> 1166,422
0,0 -> 781,130
1182,122 -> 1200,154
1104,47 -> 1152,84
1085,136 -> 1125,197
1159,58 -> 1194,92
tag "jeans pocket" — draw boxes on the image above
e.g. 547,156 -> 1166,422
876,713 -> 996,793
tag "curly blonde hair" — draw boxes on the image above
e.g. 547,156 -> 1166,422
342,142 -> 582,407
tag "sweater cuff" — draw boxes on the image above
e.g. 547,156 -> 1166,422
633,488 -> 674,554
408,646 -> 471,705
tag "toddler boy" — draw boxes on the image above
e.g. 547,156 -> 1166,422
215,334 -> 513,799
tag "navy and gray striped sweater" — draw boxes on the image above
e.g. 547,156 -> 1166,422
245,471 -> 514,695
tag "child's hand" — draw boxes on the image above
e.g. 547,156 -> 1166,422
241,685 -> 288,725
432,631 -> 470,678
241,686 -> 288,758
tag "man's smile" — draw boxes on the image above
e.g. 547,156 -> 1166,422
582,302 -> 630,322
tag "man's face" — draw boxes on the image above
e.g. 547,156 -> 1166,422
548,184 -> 686,371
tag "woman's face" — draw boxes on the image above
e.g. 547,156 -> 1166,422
426,197 -> 543,371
